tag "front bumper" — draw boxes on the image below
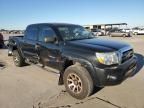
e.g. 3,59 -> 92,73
93,56 -> 137,86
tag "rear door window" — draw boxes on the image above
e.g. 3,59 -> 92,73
25,26 -> 38,41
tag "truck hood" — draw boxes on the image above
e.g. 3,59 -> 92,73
66,38 -> 130,52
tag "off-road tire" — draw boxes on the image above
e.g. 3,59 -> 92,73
13,50 -> 25,67
63,65 -> 93,99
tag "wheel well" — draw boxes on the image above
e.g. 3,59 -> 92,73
58,59 -> 74,85
63,60 -> 74,71
59,59 -> 85,85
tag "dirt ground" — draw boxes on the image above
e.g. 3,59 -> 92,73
0,34 -> 144,108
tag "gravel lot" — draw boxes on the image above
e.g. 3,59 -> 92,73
0,34 -> 144,108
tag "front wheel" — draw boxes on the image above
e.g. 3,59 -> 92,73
63,65 -> 93,99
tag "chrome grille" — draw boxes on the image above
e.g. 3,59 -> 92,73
121,49 -> 133,63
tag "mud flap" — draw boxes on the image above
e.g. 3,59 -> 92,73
58,72 -> 64,85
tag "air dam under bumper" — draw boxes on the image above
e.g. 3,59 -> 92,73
94,56 -> 137,86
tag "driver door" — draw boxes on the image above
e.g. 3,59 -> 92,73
37,25 -> 61,69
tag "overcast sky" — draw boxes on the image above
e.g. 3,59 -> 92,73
0,0 -> 144,29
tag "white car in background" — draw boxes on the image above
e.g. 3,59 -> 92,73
91,29 -> 104,36
122,29 -> 132,33
132,28 -> 144,35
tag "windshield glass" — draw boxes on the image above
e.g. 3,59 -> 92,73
58,25 -> 95,41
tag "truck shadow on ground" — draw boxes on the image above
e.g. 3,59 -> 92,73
0,61 -> 6,70
132,53 -> 144,76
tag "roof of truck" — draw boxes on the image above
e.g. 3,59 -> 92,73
28,23 -> 79,27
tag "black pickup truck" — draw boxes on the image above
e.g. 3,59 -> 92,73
8,23 -> 137,99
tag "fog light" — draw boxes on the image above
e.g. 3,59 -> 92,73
107,75 -> 117,80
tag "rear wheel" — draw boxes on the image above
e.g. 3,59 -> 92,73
8,48 -> 13,56
63,65 -> 93,99
13,50 -> 25,67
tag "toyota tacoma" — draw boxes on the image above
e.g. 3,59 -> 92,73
8,23 -> 137,99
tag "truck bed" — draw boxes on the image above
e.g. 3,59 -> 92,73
7,35 -> 24,47
9,35 -> 24,40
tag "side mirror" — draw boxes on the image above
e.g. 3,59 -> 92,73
44,36 -> 56,43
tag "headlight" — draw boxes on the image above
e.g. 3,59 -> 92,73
96,52 -> 121,65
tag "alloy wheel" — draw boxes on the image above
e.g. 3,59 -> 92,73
67,73 -> 83,94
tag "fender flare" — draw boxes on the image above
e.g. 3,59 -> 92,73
59,54 -> 101,87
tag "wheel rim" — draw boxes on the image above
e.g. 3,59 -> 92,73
67,73 -> 83,94
14,55 -> 19,65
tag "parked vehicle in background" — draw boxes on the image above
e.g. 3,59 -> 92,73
91,29 -> 104,36
0,33 -> 4,48
106,27 -> 119,36
109,29 -> 131,37
8,23 -> 137,99
122,29 -> 132,33
132,28 -> 144,35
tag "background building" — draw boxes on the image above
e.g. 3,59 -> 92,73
83,23 -> 127,35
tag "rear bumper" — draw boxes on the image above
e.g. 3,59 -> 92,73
93,56 -> 137,86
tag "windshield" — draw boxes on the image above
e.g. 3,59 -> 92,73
58,25 -> 95,41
